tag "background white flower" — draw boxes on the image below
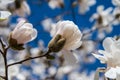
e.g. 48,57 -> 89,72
14,1 -> 31,17
48,0 -> 64,9
78,0 -> 96,14
90,5 -> 113,39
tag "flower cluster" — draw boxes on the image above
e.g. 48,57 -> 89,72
0,0 -> 120,80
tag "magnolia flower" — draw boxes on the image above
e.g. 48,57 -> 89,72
48,0 -> 64,9
9,0 -> 31,17
41,18 -> 54,32
48,20 -> 82,65
112,7 -> 120,25
112,0 -> 120,6
78,0 -> 96,14
90,6 -> 113,39
92,37 -> 120,79
9,20 -> 37,50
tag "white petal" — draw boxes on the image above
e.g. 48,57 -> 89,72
0,11 -> 11,20
63,50 -> 78,66
103,37 -> 114,52
98,50 -> 112,58
116,67 -> 120,80
92,53 -> 107,63
22,1 -> 31,15
15,20 -> 26,30
29,28 -> 37,42
105,68 -> 117,79
97,5 -> 104,13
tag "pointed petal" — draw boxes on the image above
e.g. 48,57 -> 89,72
92,53 -> 107,63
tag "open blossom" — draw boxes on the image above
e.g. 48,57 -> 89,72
48,0 -> 64,9
112,7 -> 120,25
78,0 -> 96,14
10,0 -> 31,17
11,20 -> 37,44
92,37 -> 120,79
48,20 -> 82,65
90,6 -> 113,39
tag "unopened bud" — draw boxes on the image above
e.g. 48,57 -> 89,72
48,34 -> 66,52
8,33 -> 25,50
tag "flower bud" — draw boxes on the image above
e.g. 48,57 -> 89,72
48,34 -> 66,52
9,20 -> 37,50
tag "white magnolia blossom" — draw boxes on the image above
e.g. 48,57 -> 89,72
50,20 -> 82,65
78,0 -> 96,14
15,1 -> 31,17
112,0 -> 120,6
0,0 -> 15,10
112,7 -> 120,25
48,0 -> 64,9
11,20 -> 37,44
41,18 -> 54,32
90,6 -> 113,39
92,37 -> 120,79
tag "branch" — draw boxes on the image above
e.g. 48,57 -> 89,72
8,50 -> 51,67
82,18 -> 116,37
0,38 -> 5,49
0,75 -> 5,79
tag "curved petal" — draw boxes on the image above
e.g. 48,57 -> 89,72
22,1 -> 31,15
15,20 -> 26,30
63,50 -> 78,66
103,37 -> 114,52
30,29 -> 37,42
105,68 -> 117,79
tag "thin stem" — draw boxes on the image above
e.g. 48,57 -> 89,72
8,50 -> 51,67
0,38 -> 5,50
0,38 -> 9,80
82,18 -> 116,37
4,54 -> 8,80
0,49 -> 3,54
0,75 -> 5,79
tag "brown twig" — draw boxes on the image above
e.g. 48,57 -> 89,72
8,50 -> 51,67
0,38 -> 9,80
